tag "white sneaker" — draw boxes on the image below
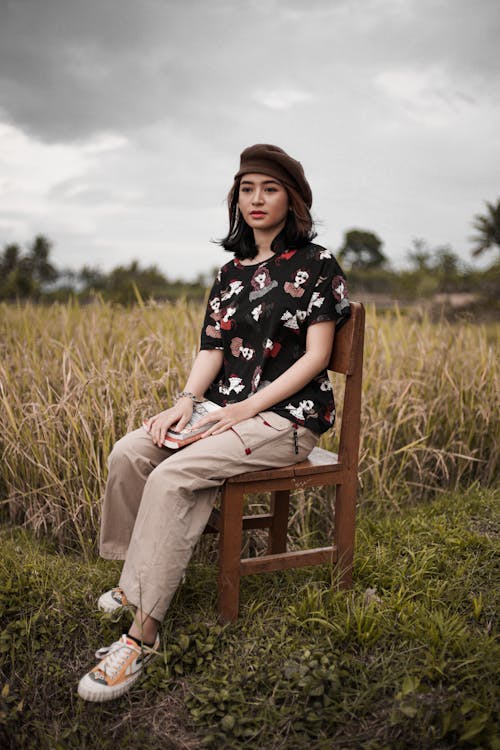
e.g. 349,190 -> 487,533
77,633 -> 160,702
98,587 -> 129,613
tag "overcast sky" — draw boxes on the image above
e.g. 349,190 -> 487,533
0,0 -> 498,280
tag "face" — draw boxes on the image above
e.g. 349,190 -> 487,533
240,346 -> 254,360
295,270 -> 309,285
238,173 -> 289,236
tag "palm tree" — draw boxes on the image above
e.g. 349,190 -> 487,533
470,199 -> 500,257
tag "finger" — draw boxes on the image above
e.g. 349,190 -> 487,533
199,422 -> 218,438
175,415 -> 190,432
154,428 -> 167,447
201,421 -> 231,437
198,407 -> 226,428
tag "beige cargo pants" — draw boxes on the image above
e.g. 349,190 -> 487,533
99,410 -> 318,622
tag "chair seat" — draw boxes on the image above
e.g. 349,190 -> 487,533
227,446 -> 340,485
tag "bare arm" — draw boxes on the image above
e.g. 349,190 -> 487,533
146,348 -> 223,446
182,348 -> 225,398
196,320 -> 336,435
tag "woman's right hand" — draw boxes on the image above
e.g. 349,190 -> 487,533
145,398 -> 194,447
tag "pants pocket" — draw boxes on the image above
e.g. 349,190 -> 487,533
230,411 -> 319,460
230,411 -> 291,454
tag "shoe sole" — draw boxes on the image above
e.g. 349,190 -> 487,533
77,670 -> 143,702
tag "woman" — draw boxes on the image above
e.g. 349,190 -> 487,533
78,143 -> 350,702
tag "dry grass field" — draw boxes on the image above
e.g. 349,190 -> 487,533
1,299 -> 498,552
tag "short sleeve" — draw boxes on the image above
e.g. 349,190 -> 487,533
306,257 -> 351,330
200,269 -> 225,350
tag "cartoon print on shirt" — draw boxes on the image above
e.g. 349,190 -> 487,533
284,268 -> 310,298
205,321 -> 221,339
323,405 -> 335,423
320,378 -> 333,392
281,309 -> 307,331
220,304 -> 237,331
205,295 -> 222,339
285,399 -> 318,423
307,291 -> 324,316
219,375 -> 245,396
248,267 -> 278,301
263,338 -> 282,358
240,346 -> 255,360
245,300 -> 274,326
314,275 -> 327,288
316,247 -> 333,260
208,296 -> 221,316
274,248 -> 297,264
221,279 -> 244,301
332,274 -> 350,316
332,275 -> 347,301
230,337 -> 255,360
251,303 -> 263,321
251,366 -> 263,392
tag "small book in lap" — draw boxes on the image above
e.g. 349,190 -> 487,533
143,399 -> 220,449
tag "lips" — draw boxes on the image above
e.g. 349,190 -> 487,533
250,211 -> 266,217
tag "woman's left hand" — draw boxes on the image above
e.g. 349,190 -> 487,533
195,401 -> 257,436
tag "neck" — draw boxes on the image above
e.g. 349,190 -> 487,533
253,226 -> 283,256
254,244 -> 274,259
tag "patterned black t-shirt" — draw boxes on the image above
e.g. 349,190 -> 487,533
200,241 -> 350,435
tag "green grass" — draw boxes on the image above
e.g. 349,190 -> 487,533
1,487 -> 498,749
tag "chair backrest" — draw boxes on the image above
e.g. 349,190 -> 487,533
328,302 -> 365,466
328,301 -> 365,376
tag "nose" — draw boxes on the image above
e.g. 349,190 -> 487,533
251,188 -> 264,205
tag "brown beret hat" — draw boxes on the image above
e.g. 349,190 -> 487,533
234,144 -> 313,209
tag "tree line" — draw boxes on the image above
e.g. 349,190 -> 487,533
1,200 -> 499,305
0,237 -> 212,304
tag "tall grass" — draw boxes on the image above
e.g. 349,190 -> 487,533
354,304 -> 499,505
1,299 -> 498,552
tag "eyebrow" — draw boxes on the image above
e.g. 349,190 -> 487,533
240,179 -> 281,186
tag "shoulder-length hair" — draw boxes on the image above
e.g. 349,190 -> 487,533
217,177 -> 317,260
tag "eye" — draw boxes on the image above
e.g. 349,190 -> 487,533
265,187 -> 277,193
240,186 -> 252,193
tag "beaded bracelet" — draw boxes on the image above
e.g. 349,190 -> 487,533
175,391 -> 203,403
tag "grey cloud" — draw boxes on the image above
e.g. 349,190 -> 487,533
0,0 -> 237,141
1,0 -> 498,145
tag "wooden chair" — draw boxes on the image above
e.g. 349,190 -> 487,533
205,301 -> 365,622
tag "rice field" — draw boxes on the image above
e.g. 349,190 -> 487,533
0,299 -> 498,553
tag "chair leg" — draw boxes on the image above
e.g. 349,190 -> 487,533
333,479 -> 357,589
217,484 -> 245,622
267,490 -> 290,554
